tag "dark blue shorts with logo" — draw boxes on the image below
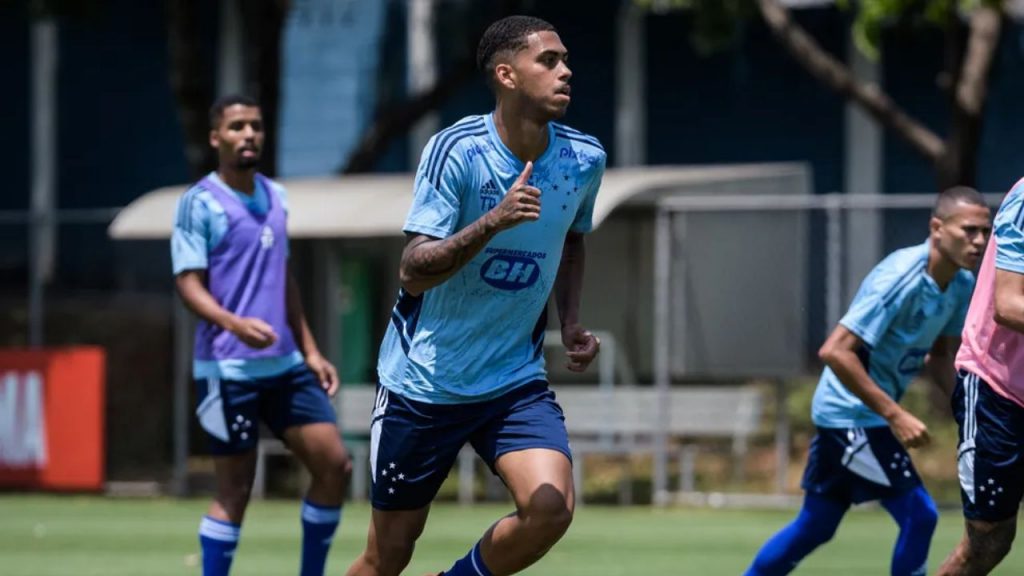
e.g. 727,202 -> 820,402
953,370 -> 1024,522
194,364 -> 336,455
802,426 -> 922,504
368,380 -> 571,510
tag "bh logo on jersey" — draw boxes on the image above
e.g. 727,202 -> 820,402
481,255 -> 540,291
259,225 -> 274,250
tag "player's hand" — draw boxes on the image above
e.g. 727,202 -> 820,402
562,323 -> 600,372
306,352 -> 340,397
227,316 -> 278,349
888,409 -> 931,449
487,161 -> 541,232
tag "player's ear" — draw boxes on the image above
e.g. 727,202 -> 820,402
929,215 -> 944,237
209,128 -> 220,150
495,62 -> 516,90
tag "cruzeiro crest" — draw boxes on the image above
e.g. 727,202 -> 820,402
260,225 -> 274,250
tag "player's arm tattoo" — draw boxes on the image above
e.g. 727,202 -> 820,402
399,217 -> 498,295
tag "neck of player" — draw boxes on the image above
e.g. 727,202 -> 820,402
218,166 -> 258,195
927,246 -> 957,290
493,102 -> 549,163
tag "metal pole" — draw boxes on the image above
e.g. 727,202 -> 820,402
171,296 -> 192,496
653,208 -> 672,506
774,379 -> 790,494
407,0 -> 438,169
615,1 -> 646,166
825,196 -> 843,332
29,19 -> 58,348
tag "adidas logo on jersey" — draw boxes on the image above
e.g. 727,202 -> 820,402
479,179 -> 500,196
479,179 -> 500,211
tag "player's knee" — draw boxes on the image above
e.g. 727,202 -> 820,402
912,499 -> 939,534
313,450 -> 352,487
523,488 -> 574,538
964,522 -> 1015,568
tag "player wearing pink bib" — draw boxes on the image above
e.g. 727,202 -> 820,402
938,178 -> 1024,575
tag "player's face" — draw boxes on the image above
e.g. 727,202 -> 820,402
506,31 -> 572,119
210,105 -> 264,170
932,202 -> 992,270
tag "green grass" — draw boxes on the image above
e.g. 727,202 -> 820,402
1,495 -> 1023,575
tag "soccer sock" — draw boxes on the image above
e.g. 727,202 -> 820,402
445,540 -> 493,576
198,515 -> 241,576
881,485 -> 938,576
300,499 -> 342,576
744,494 -> 849,576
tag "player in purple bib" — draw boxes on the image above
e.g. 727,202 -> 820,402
171,95 -> 351,576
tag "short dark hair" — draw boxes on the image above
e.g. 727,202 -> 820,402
476,15 -> 557,88
933,186 -> 988,219
209,94 -> 260,129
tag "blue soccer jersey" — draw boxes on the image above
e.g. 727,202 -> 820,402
812,240 -> 975,428
378,114 -> 606,404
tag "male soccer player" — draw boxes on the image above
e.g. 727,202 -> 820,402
171,95 -> 351,576
345,15 -> 605,576
937,179 -> 1024,575
745,187 -> 991,576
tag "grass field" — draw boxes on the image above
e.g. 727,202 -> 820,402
2,495 -> 1023,575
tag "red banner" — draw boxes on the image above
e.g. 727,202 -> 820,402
0,347 -> 106,491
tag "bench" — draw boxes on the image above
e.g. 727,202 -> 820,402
555,385 -> 764,504
253,384 -> 764,504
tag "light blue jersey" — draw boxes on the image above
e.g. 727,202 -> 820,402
170,172 -> 303,381
812,240 -> 974,428
378,114 -> 606,404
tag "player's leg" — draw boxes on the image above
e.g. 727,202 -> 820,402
346,386 -> 469,576
937,518 -> 1016,576
346,506 -> 432,576
266,366 -> 352,576
443,382 -> 574,576
745,428 -> 858,575
194,377 -> 262,576
936,371 -> 1024,575
744,494 -> 849,576
880,485 -> 939,576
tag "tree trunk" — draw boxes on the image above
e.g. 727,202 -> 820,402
755,0 -> 946,165
238,0 -> 287,177
166,0 -> 215,178
938,5 -> 1002,189
341,0 -> 523,174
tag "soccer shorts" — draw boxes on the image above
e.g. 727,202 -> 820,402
953,370 -> 1024,522
802,425 -> 922,504
194,364 -> 337,455
368,380 -> 571,510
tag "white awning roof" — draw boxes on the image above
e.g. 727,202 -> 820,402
107,163 -> 808,240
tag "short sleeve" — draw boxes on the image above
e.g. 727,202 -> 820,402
937,274 -> 970,336
570,152 -> 606,234
839,264 -> 917,347
994,190 -> 1024,274
404,136 -> 464,238
171,190 -> 216,274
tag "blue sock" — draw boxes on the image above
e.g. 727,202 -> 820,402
198,515 -> 241,576
445,540 -> 493,576
745,494 -> 849,576
300,499 -> 342,576
881,486 -> 939,576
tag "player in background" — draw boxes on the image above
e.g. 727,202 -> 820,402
345,15 -> 605,576
171,95 -> 351,576
937,179 -> 1024,575
745,187 -> 991,576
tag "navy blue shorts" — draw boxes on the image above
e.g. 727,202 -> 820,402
194,364 -> 337,455
369,381 -> 571,511
953,370 -> 1024,522
802,426 -> 922,504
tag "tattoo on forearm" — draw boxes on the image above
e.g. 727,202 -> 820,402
403,218 -> 495,281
